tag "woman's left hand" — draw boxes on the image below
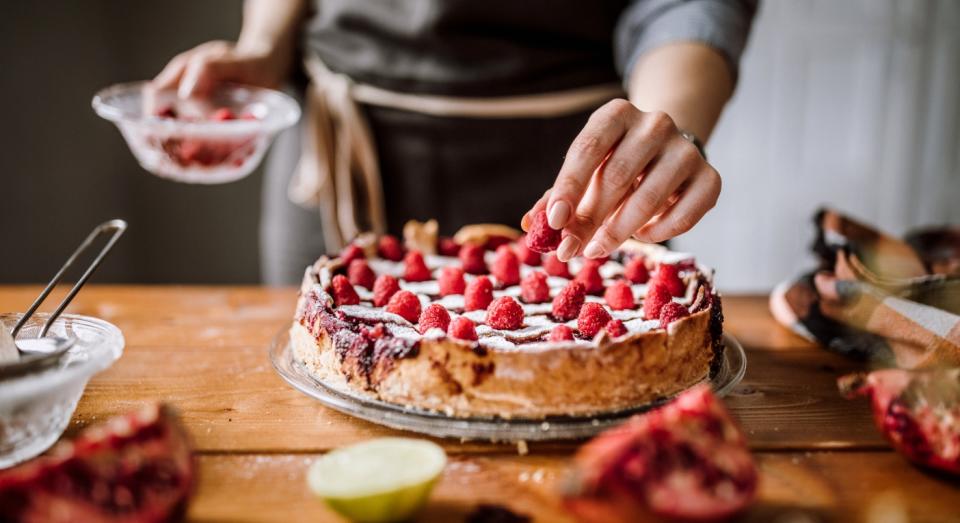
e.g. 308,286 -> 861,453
521,98 -> 721,262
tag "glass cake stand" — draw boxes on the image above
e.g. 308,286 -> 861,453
269,330 -> 746,442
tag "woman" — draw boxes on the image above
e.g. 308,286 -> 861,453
153,0 -> 756,284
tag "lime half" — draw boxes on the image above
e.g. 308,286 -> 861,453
307,438 -> 447,523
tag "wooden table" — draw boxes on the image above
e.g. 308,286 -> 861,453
2,286 -> 958,522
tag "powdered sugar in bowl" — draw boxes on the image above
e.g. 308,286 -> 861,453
92,81 -> 300,184
0,313 -> 123,468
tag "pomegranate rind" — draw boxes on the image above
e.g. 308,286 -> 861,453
564,385 -> 757,522
0,404 -> 195,523
839,368 -> 960,475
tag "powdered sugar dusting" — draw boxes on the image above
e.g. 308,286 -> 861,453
338,305 -> 412,326
315,237 -> 713,352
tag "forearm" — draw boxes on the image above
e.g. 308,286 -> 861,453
627,42 -> 734,143
237,0 -> 307,60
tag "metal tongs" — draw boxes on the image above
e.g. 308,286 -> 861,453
0,219 -> 127,380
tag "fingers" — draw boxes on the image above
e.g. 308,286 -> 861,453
631,165 -> 721,244
584,137 -> 701,256
563,111 -> 677,259
545,99 -> 634,231
152,51 -> 192,91
148,42 -> 235,99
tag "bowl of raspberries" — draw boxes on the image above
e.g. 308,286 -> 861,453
92,81 -> 300,184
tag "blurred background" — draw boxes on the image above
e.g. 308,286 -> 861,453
1,0 -> 958,291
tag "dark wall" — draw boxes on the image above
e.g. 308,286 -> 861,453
1,1 -> 264,284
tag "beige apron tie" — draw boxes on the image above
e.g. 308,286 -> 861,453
290,52 -> 626,251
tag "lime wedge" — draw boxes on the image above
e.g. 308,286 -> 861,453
307,438 -> 447,523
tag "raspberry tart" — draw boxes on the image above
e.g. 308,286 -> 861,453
291,220 -> 723,419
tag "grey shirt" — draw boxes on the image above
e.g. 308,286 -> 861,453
306,0 -> 757,96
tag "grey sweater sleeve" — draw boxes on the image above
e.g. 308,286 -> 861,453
614,0 -> 758,86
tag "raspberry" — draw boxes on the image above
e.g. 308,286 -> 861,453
377,235 -> 404,261
340,244 -> 365,266
464,276 -> 494,311
577,302 -> 612,338
659,302 -> 690,328
486,296 -> 524,330
520,271 -> 550,304
403,250 -> 432,282
625,256 -> 650,284
211,107 -> 236,121
459,244 -> 488,275
603,280 -> 635,310
347,259 -> 376,290
155,106 -> 177,119
331,275 -> 360,306
642,283 -> 673,321
386,290 -> 421,323
526,210 -> 562,253
438,266 -> 466,296
605,319 -> 627,337
438,237 -> 461,257
549,324 -> 575,342
447,316 -> 478,341
575,259 -> 605,295
514,237 -> 542,266
655,263 -> 686,297
491,245 -> 521,286
363,323 -> 387,339
418,303 -> 451,334
542,253 -> 571,278
552,281 -> 586,321
372,274 -> 400,307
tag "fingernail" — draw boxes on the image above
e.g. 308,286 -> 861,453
583,241 -> 606,259
520,213 -> 531,232
548,201 -> 571,229
557,236 -> 580,262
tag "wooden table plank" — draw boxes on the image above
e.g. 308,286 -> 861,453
189,452 -> 960,523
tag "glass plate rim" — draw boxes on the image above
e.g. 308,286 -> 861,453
268,328 -> 746,441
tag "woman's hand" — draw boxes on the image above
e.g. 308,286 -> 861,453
150,40 -> 291,98
522,99 -> 721,262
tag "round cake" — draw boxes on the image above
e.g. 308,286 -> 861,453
290,221 -> 723,419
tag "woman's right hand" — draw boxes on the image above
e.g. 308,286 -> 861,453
151,40 -> 291,99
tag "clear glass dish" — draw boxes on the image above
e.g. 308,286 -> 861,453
270,330 -> 746,442
92,81 -> 300,184
0,313 -> 124,468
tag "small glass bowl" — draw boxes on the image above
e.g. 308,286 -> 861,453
92,81 -> 300,184
0,313 -> 124,468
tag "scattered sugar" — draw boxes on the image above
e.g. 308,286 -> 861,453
423,328 -> 446,339
624,319 -> 660,332
598,261 -> 625,279
425,254 -> 459,269
461,310 -> 487,323
520,303 -> 553,315
338,305 -> 411,326
368,259 -> 403,277
492,286 -> 523,299
610,309 -> 644,321
436,294 -> 465,310
631,284 -> 649,298
401,280 -> 440,296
